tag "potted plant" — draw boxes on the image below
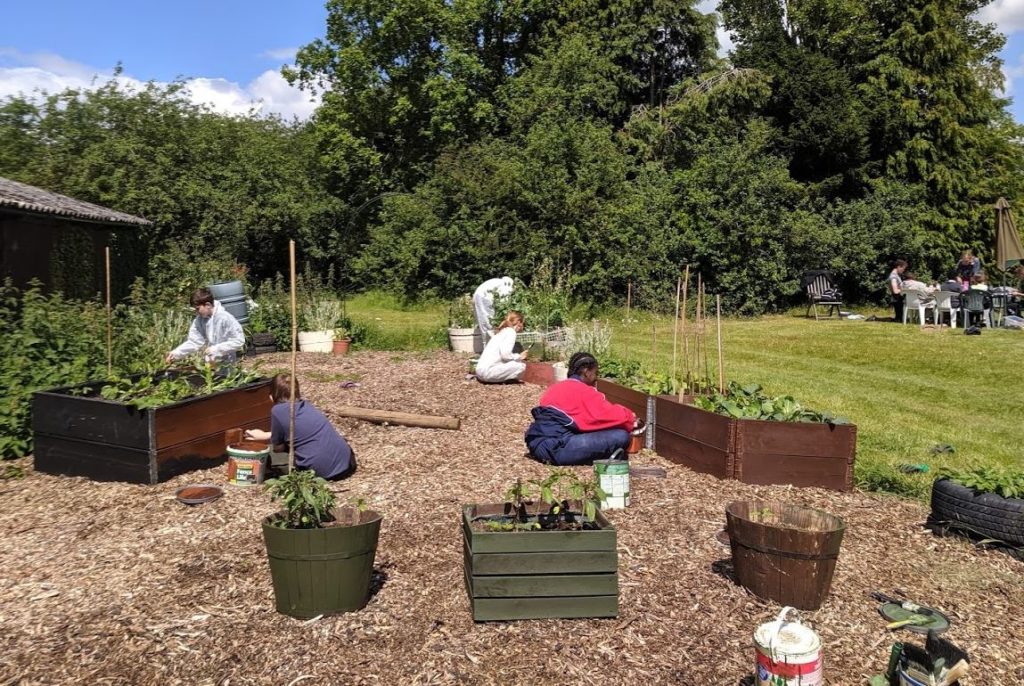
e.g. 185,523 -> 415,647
299,298 -> 344,352
463,469 -> 617,621
447,295 -> 482,353
246,299 -> 278,355
656,382 -> 856,490
928,466 -> 1024,560
262,469 -> 383,618
332,324 -> 352,356
32,363 -> 271,484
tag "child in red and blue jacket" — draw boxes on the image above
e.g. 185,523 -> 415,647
525,352 -> 636,465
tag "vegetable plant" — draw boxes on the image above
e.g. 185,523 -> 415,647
264,469 -> 337,529
98,362 -> 262,409
448,295 -> 476,328
693,382 -> 848,424
484,469 -> 607,531
939,466 -> 1024,499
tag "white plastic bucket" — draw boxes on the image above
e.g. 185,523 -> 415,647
298,330 -> 333,352
226,442 -> 270,486
754,607 -> 823,686
594,459 -> 630,509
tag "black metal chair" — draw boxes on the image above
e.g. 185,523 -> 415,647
802,270 -> 843,320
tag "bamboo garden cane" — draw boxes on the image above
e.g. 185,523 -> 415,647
105,246 -> 112,376
672,275 -> 681,383
679,265 -> 690,400
288,240 -> 298,473
716,294 -> 724,393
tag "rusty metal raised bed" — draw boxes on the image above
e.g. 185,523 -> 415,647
462,504 -> 618,621
32,375 -> 272,484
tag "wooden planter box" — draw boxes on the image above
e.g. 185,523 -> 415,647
595,379 -> 649,424
522,362 -> 557,387
653,395 -> 734,479
32,376 -> 272,484
462,504 -> 618,621
652,396 -> 856,491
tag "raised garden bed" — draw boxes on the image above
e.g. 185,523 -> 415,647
653,395 -> 856,491
32,374 -> 272,484
462,503 -> 618,621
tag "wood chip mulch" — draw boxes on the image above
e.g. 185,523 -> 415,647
1,351 -> 1022,685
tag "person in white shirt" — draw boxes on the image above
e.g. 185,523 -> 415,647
472,276 -> 514,343
474,311 -> 528,383
165,287 -> 245,365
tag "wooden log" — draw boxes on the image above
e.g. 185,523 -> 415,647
328,405 -> 460,430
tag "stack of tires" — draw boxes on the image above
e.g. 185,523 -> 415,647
929,477 -> 1024,560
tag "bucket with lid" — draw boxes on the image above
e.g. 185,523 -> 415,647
594,458 -> 630,509
226,441 -> 270,486
754,607 -> 823,686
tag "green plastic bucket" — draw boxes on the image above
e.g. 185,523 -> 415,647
594,459 -> 630,509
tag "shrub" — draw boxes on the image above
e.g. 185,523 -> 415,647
0,280 -> 107,458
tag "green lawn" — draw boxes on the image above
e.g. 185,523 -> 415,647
347,292 -> 1022,498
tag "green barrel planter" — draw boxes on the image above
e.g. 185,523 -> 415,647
462,504 -> 618,622
262,507 -> 383,618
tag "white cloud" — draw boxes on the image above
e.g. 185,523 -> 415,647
263,47 -> 298,61
0,48 -> 319,120
978,0 -> 1024,34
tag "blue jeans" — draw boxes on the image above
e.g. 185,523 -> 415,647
549,429 -> 630,466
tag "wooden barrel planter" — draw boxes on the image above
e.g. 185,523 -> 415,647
32,375 -> 272,484
725,500 -> 846,611
262,507 -> 383,618
462,504 -> 618,621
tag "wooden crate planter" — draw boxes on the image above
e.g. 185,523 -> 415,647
652,396 -> 856,491
32,377 -> 272,484
653,395 -> 734,479
462,504 -> 618,621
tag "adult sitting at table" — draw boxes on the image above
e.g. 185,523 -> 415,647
901,273 -> 936,294
524,352 -> 637,465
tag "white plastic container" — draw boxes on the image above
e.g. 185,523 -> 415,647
448,327 -> 483,353
298,330 -> 333,352
754,607 -> 823,686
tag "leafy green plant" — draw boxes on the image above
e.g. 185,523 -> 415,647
303,298 -> 345,331
98,363 -> 262,409
939,466 -> 1024,500
599,357 -> 685,396
264,469 -> 337,529
693,382 -> 848,424
447,295 -> 476,328
564,319 -> 612,360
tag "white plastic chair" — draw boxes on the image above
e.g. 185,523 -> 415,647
932,291 -> 958,329
902,290 -> 936,325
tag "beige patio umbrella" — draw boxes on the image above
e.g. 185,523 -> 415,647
995,197 -> 1024,270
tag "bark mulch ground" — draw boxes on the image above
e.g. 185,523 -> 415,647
1,351 -> 1021,685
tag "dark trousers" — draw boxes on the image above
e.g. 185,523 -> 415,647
547,429 -> 630,466
892,294 -> 905,323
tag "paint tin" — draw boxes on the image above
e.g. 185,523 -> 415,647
594,459 -> 630,509
226,441 -> 270,486
754,607 -> 823,686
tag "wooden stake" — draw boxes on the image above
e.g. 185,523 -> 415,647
328,406 -> 460,431
716,294 -> 724,393
679,265 -> 690,400
625,280 -> 632,361
651,321 -> 656,367
288,240 -> 298,473
105,246 -> 112,376
702,283 -> 711,385
695,274 -> 703,389
671,276 -> 681,382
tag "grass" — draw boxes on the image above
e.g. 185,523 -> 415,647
344,291 -> 1021,498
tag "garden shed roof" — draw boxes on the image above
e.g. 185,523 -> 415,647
0,176 -> 151,227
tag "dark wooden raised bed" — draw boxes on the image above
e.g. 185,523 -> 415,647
595,379 -> 648,424
653,395 -> 734,479
462,504 -> 618,621
652,396 -> 856,491
32,376 -> 272,484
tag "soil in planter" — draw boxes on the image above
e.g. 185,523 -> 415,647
471,502 -> 602,532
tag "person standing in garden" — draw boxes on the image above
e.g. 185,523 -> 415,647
887,260 -> 908,322
475,311 -> 528,383
525,352 -> 637,465
472,276 -> 514,343
165,287 -> 245,365
955,250 -> 982,290
245,374 -> 356,480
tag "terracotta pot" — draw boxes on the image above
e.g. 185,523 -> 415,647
332,338 -> 351,356
522,362 -> 556,386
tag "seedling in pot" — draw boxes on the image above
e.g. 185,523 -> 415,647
264,469 -> 336,529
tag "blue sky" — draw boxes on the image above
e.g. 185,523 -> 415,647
3,1 -> 1024,121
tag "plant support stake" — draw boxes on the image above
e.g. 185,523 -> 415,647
679,265 -> 690,400
105,245 -> 112,376
288,239 -> 297,473
672,275 -> 681,382
716,294 -> 724,393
